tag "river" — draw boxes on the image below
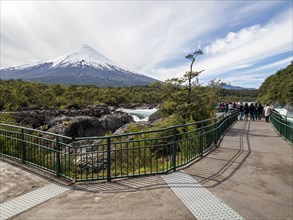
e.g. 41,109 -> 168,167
120,107 -> 292,123
275,108 -> 293,117
119,108 -> 157,122
275,108 -> 293,124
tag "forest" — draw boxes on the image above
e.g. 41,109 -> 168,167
0,79 -> 259,112
257,63 -> 293,107
0,80 -> 257,111
0,80 -> 164,111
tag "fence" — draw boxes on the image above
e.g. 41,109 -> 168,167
270,110 -> 293,144
0,110 -> 238,182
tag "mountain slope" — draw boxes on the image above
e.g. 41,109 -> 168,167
222,84 -> 256,90
0,44 -> 158,87
257,63 -> 293,107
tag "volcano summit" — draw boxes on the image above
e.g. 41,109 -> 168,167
0,44 -> 158,87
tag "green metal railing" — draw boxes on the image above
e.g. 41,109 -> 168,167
0,110 -> 238,182
270,110 -> 293,144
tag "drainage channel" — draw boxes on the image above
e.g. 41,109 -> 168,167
0,183 -> 70,220
161,172 -> 244,220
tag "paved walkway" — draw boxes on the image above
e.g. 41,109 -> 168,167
183,120 -> 292,219
0,120 -> 292,219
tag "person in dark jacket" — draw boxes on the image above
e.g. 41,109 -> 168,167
244,103 -> 249,121
254,103 -> 258,120
249,103 -> 255,121
257,103 -> 264,120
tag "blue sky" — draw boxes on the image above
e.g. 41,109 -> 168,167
1,1 -> 292,88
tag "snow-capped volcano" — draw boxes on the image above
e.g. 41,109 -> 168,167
51,44 -> 119,68
0,44 -> 158,87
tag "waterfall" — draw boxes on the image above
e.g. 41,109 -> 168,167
119,108 -> 158,122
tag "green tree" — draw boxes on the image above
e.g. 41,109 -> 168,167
258,63 -> 293,106
161,50 -> 216,123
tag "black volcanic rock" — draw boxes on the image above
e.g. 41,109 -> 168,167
48,112 -> 133,138
11,106 -> 111,128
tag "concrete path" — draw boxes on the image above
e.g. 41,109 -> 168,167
0,120 -> 292,219
183,120 -> 293,219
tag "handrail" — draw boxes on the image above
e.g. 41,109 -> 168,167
75,112 -> 229,140
270,110 -> 293,143
0,110 -> 239,182
0,123 -> 72,139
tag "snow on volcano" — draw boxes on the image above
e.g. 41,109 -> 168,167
0,44 -> 158,87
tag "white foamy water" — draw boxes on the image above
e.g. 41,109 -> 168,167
119,108 -> 157,122
275,108 -> 293,124
274,108 -> 287,116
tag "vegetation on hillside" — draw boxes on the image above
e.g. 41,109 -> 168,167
257,63 -> 293,107
160,49 -> 216,123
0,79 -> 165,111
219,88 -> 258,102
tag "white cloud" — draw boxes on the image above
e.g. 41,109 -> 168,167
152,7 -> 292,86
1,1 -> 227,68
202,57 -> 292,88
204,25 -> 266,56
0,0 -> 292,89
245,57 -> 292,73
199,8 -> 292,75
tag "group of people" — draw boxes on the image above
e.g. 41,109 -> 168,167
219,102 -> 272,122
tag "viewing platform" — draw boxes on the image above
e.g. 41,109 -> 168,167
1,118 -> 292,219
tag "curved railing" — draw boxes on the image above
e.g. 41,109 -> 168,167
0,110 -> 238,182
270,110 -> 293,144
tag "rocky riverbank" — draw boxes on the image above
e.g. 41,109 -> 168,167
1,104 -> 164,139
4,105 -> 134,138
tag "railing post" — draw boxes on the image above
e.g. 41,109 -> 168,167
55,136 -> 61,177
72,137 -> 78,182
107,137 -> 111,182
279,114 -> 281,132
20,128 -> 26,163
285,116 -> 287,139
214,120 -> 217,147
200,122 -> 203,157
172,127 -> 177,171
278,114 -> 281,135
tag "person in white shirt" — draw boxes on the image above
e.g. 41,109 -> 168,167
264,104 -> 272,122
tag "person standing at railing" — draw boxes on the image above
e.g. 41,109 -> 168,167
264,104 -> 272,122
257,103 -> 264,120
244,103 -> 249,121
239,103 -> 244,120
255,103 -> 258,120
249,103 -> 255,121
228,103 -> 233,115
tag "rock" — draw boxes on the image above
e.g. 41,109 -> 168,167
12,110 -> 59,129
47,112 -> 133,138
19,105 -> 41,111
113,122 -> 152,135
101,112 -> 134,133
148,109 -> 163,123
113,123 -> 131,135
109,106 -> 118,112
118,103 -> 158,109
71,137 -> 115,174
48,118 -> 102,138
48,116 -> 91,127
105,101 -> 119,107
11,106 -> 111,129
75,153 -> 107,174
67,103 -> 82,110
62,106 -> 110,117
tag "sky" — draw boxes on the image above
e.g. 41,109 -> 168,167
1,1 -> 292,88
